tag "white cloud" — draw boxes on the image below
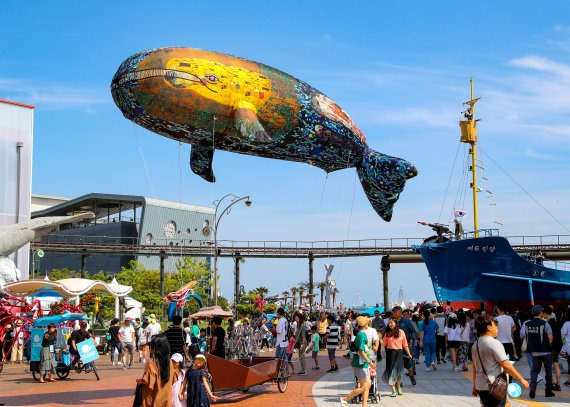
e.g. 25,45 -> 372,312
0,77 -> 108,109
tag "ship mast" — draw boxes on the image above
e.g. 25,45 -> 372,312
459,79 -> 481,238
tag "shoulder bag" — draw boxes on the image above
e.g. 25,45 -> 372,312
476,340 -> 508,401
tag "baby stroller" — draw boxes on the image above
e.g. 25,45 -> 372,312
350,364 -> 380,404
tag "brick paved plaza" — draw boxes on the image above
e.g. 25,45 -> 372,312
0,350 -> 567,406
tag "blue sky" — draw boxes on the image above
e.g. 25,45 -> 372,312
2,1 -> 570,307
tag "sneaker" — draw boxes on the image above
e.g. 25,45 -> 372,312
298,371 -> 307,376
410,375 -> 416,385
545,390 -> 555,397
425,367 -> 432,372
326,368 -> 335,373
397,386 -> 403,395
431,363 -> 437,371
142,358 -> 146,363
441,359 -> 447,363
117,361 -> 123,365
334,365 -> 339,371
112,361 -> 116,366
122,365 -> 128,370
340,397 -> 348,407
552,384 -> 562,391
437,360 -> 441,364
311,366 -> 319,370
529,389 -> 535,399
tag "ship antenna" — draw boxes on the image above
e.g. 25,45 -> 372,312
459,79 -> 481,237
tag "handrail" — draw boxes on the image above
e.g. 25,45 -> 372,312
35,233 -> 570,249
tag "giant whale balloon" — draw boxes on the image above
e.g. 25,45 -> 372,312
111,47 -> 417,221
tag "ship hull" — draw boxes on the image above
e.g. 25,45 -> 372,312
417,236 -> 570,312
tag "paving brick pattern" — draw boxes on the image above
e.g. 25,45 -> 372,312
312,357 -> 570,407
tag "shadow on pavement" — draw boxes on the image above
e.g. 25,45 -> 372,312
0,389 -> 134,406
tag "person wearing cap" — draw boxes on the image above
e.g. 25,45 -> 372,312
520,305 -> 555,399
70,321 -> 92,369
171,353 -> 186,407
340,316 -> 376,407
179,354 -> 218,406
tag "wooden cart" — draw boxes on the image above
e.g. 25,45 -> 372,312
206,354 -> 288,393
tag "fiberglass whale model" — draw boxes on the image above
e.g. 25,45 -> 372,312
111,47 -> 417,221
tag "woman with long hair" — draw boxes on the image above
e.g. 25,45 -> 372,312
381,318 -> 413,397
457,312 -> 471,372
137,334 -> 175,406
294,312 -> 308,375
444,313 -> 461,371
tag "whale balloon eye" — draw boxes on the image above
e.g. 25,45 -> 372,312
206,74 -> 219,83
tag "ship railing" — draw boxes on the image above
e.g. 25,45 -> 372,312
544,260 -> 570,272
505,234 -> 570,246
461,229 -> 500,239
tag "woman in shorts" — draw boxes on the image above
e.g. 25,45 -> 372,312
444,313 -> 461,371
340,316 -> 376,406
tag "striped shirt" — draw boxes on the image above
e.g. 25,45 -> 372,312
164,326 -> 186,356
326,324 -> 340,349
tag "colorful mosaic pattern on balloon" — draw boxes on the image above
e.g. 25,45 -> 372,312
111,47 -> 417,221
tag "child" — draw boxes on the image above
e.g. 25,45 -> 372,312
198,329 -> 207,354
305,325 -> 320,370
286,334 -> 296,374
171,353 -> 186,407
179,354 -> 218,407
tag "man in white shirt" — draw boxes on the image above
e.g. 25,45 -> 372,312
275,307 -> 289,360
495,303 -> 516,360
119,319 -> 136,369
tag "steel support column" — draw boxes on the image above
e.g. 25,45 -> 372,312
381,256 -> 390,311
308,252 -> 314,312
80,252 -> 88,278
160,252 -> 166,321
234,254 -> 241,307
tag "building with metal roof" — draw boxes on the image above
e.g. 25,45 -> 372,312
31,193 -> 214,276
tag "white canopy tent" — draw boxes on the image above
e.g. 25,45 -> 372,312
4,277 -> 133,318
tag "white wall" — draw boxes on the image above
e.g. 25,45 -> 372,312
0,100 -> 34,279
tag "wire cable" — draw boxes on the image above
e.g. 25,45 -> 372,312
479,146 -> 570,234
132,124 -> 156,198
438,141 -> 462,223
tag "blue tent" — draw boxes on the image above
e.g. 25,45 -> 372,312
358,307 -> 384,315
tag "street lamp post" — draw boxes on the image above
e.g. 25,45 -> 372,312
208,194 -> 252,306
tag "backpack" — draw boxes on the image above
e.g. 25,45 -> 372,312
349,339 -> 359,353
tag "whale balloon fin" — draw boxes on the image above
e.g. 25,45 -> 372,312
190,145 -> 216,182
357,148 -> 417,222
233,100 -> 272,143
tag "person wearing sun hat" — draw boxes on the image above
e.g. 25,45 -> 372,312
340,316 -> 375,406
179,354 -> 218,406
171,353 -> 186,407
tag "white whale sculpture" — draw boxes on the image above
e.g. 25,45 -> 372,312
0,213 -> 95,288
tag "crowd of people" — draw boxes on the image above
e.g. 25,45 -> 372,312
3,300 -> 570,406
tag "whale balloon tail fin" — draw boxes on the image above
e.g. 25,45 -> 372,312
357,148 -> 417,222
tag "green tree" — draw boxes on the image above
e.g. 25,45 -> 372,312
290,287 -> 299,308
317,282 -> 326,305
281,290 -> 289,307
251,287 -> 269,298
332,287 -> 340,307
